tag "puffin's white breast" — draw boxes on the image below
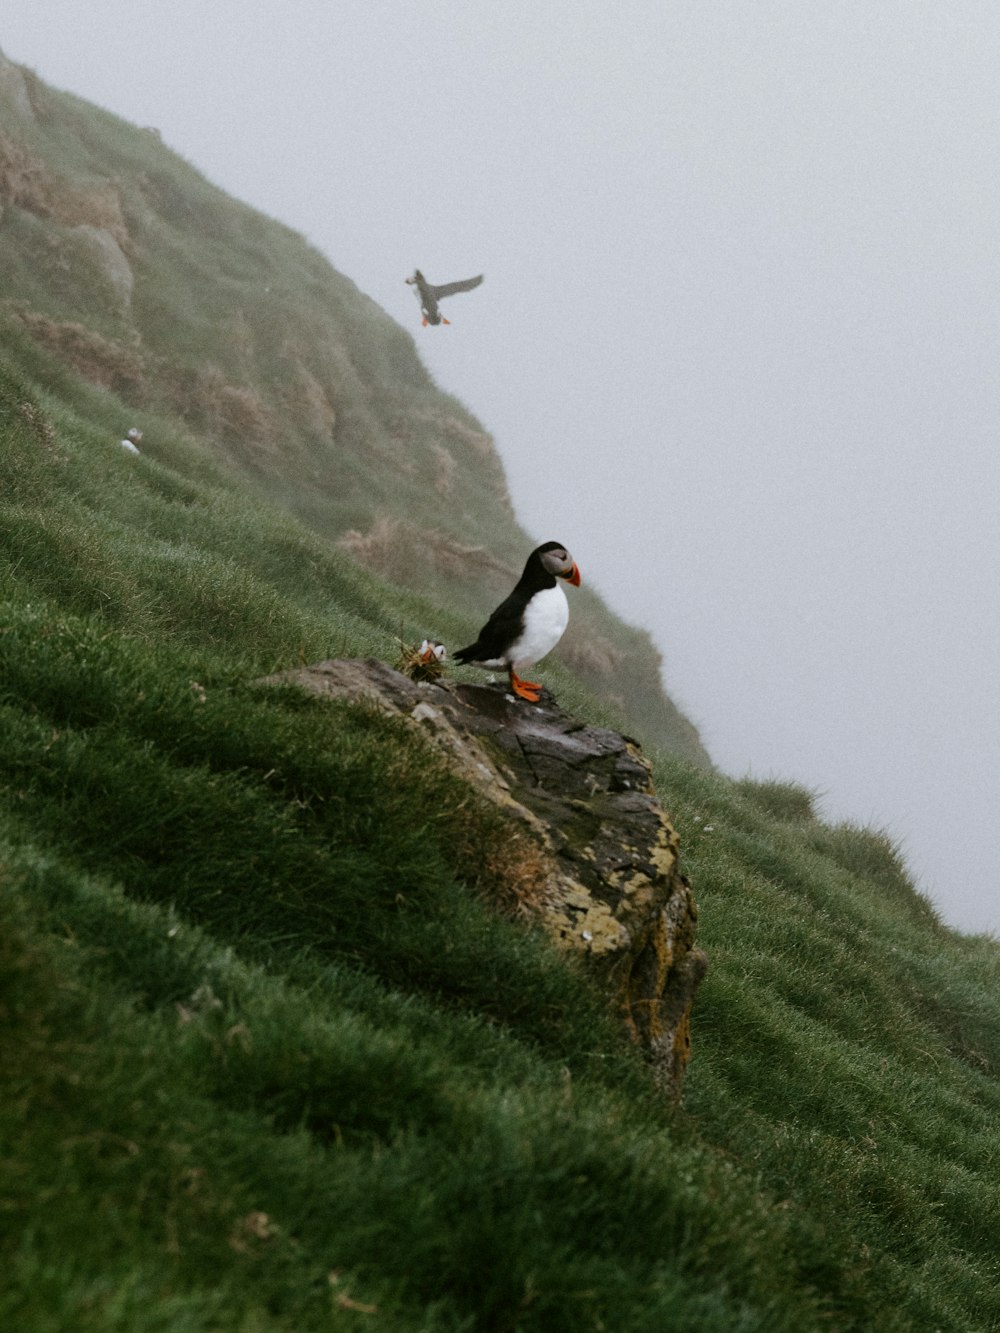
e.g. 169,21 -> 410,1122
509,583 -> 569,669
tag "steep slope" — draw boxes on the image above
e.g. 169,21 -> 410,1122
0,47 -> 705,764
2,51 -> 999,1333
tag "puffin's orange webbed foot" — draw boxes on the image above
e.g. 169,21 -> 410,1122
441,317 -> 451,325
509,670 -> 541,702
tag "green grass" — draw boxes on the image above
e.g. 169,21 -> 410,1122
1,836 -> 830,1333
2,64 -> 1000,1330
658,755 -> 1000,1330
0,579 -> 828,1329
3,317 -> 1000,1333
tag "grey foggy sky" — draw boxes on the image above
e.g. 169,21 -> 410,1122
4,3 -> 999,933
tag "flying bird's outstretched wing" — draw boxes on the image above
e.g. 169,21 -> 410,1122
429,274 -> 484,300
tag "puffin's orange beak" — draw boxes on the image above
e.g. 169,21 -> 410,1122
562,563 -> 581,587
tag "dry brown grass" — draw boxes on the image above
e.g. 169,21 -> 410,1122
0,130 -> 131,249
339,517 -> 516,587
457,816 -> 556,920
12,308 -> 144,394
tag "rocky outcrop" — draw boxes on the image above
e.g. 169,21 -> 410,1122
71,224 -> 135,309
256,658 -> 708,1099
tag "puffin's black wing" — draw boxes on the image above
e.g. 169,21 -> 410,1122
428,274 -> 484,300
453,588 -> 524,665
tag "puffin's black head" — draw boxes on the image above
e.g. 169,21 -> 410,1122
405,269 -> 424,286
529,541 -> 581,587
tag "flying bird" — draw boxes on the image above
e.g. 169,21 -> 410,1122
453,542 -> 581,701
405,269 -> 483,326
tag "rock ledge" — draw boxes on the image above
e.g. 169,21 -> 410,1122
257,658 -> 708,1098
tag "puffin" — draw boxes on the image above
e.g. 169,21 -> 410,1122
453,542 -> 581,701
405,269 -> 483,326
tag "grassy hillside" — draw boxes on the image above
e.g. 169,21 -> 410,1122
2,56 -> 1000,1332
0,53 -> 705,764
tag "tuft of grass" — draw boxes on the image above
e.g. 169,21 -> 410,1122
733,776 -> 819,823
